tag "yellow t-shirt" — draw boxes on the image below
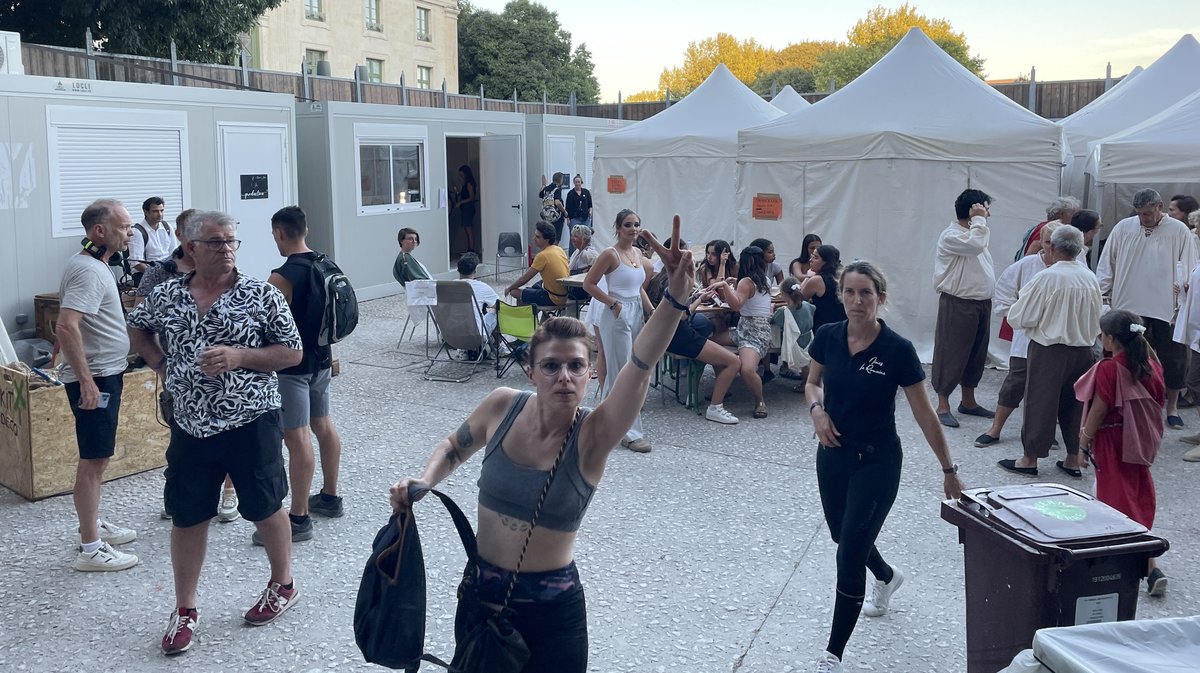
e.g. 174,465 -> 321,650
533,246 -> 570,305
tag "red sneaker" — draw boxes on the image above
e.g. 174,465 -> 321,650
161,607 -> 198,655
244,581 -> 298,625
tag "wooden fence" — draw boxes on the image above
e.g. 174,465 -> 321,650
20,42 -> 1120,121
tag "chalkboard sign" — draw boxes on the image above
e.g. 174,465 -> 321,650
240,174 -> 269,200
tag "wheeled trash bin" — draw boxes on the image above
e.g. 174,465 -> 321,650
940,483 -> 1168,673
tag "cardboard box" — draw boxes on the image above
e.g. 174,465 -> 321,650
34,292 -> 139,344
0,366 -> 168,501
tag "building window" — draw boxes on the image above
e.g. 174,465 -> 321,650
359,142 -> 426,211
305,49 -> 327,75
305,0 -> 325,21
416,7 -> 431,41
364,0 -> 381,31
365,59 -> 383,83
417,66 -> 432,89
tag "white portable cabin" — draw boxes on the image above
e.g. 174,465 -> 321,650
294,101 -> 526,300
1085,88 -> 1200,222
0,73 -> 296,332
736,29 -> 1066,360
1061,34 -> 1200,201
525,114 -> 630,243
592,65 -> 784,248
770,85 -> 811,114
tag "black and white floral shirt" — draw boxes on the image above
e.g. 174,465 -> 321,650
127,271 -> 302,438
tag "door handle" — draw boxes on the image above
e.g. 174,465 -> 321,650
511,204 -> 521,211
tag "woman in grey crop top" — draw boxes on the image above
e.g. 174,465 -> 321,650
390,217 -> 697,673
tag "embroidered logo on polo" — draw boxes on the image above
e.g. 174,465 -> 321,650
127,273 -> 302,438
859,357 -> 887,376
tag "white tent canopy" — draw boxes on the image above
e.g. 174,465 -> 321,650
1061,34 -> 1200,198
736,28 -> 1066,360
770,85 -> 811,113
591,64 -> 783,246
1084,88 -> 1200,222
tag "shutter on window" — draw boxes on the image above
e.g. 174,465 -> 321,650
51,126 -> 185,237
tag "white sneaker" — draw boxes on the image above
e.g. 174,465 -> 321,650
74,541 -> 139,572
863,566 -> 905,617
1184,444 -> 1200,462
217,490 -> 241,523
76,520 -> 137,549
705,404 -> 740,425
814,651 -> 844,673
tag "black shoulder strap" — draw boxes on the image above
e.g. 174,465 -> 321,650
410,486 -> 478,562
134,222 -> 149,246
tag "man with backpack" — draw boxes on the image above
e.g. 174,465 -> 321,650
539,172 -> 567,248
262,206 -> 350,546
128,196 -> 174,286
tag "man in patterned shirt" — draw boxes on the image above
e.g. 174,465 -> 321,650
127,211 -> 304,656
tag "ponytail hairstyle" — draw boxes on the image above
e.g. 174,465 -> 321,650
1099,309 -> 1155,380
780,276 -> 805,308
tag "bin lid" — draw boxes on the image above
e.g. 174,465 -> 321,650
958,483 -> 1147,546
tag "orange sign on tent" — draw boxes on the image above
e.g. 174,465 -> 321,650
607,176 -> 627,194
752,193 -> 783,220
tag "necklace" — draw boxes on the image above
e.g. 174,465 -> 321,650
617,247 -> 639,267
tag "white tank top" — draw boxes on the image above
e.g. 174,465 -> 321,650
741,288 -> 771,317
606,254 -> 645,297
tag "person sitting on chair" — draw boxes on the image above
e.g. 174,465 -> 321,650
505,221 -> 569,308
392,227 -> 430,285
457,253 -> 500,357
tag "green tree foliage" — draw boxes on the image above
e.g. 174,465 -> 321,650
752,67 -> 815,96
812,4 -> 985,89
0,0 -> 283,64
457,0 -> 600,104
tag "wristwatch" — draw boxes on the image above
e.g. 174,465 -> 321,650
942,463 -> 959,475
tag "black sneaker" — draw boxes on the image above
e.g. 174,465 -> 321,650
251,516 -> 313,546
1146,568 -> 1168,597
307,492 -> 344,518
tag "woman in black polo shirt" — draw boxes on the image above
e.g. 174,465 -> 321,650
804,261 -> 964,673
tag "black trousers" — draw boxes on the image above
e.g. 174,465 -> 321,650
454,570 -> 588,673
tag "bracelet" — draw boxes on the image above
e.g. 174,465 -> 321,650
609,301 -> 619,311
942,463 -> 959,475
809,401 -> 823,413
662,288 -> 689,313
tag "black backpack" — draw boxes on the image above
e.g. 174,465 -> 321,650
354,488 -> 471,671
300,253 -> 359,346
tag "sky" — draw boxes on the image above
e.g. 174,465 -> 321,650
470,0 -> 1200,101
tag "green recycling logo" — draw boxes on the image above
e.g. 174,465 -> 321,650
1033,499 -> 1086,521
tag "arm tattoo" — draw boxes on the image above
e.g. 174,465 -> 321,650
499,515 -> 531,533
631,352 -> 651,371
455,421 -> 475,449
443,445 -> 462,468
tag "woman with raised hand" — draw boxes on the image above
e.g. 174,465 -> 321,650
582,209 -> 656,453
801,244 -> 848,330
697,238 -> 736,287
389,217 -> 694,673
711,245 -> 772,419
804,260 -> 963,673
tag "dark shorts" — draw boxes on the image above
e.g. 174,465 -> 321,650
164,409 -> 287,528
65,374 -> 124,460
521,286 -> 560,307
667,314 -> 714,360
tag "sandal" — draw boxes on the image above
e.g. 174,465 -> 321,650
753,404 -> 768,419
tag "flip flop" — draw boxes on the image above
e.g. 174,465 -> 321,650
997,458 -> 1038,476
1167,415 -> 1184,429
1056,460 -> 1083,478
938,411 -> 960,428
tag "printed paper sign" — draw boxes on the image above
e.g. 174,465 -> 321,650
1075,593 -> 1118,624
752,194 -> 783,220
406,280 -> 438,306
607,176 -> 627,194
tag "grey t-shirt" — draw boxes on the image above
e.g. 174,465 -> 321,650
58,254 -> 130,383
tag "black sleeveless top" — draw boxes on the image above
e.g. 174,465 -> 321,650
812,271 -> 847,329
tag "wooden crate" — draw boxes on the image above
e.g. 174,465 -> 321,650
34,292 -> 139,344
0,366 -> 169,501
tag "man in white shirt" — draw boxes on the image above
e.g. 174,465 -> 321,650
931,189 -> 996,428
1097,188 -> 1198,429
456,252 -> 499,351
976,222 -> 1060,447
128,196 -> 175,279
999,226 -> 1100,477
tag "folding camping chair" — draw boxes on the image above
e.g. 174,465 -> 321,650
494,300 -> 537,378
423,281 -> 490,383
